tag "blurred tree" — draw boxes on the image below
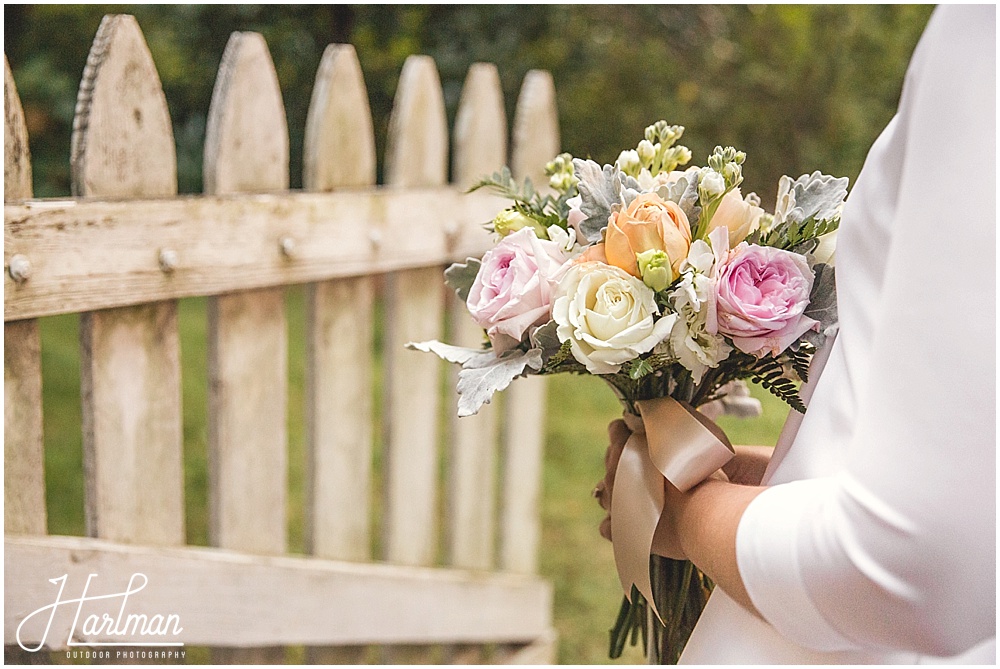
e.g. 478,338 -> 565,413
5,5 -> 932,200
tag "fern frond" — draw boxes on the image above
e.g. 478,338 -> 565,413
738,355 -> 807,413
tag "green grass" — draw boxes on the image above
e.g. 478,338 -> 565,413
33,293 -> 785,664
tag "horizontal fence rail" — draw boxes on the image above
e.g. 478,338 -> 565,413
7,535 -> 553,648
4,11 -> 559,664
3,190 -> 505,322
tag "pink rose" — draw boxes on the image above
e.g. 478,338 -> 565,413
467,227 -> 570,353
712,243 -> 818,357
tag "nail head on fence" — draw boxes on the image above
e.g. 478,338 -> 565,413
158,248 -> 178,273
8,254 -> 31,283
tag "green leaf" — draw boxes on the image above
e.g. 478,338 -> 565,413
629,357 -> 654,380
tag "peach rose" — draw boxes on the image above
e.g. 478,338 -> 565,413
604,193 -> 691,280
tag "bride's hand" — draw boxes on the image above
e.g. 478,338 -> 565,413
722,445 -> 773,486
594,419 -> 630,542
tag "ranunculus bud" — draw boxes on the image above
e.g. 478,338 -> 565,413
493,209 -> 548,239
706,188 -> 764,247
615,149 -> 641,176
699,170 -> 726,201
637,139 -> 656,163
605,193 -> 691,278
812,229 -> 838,266
636,249 -> 673,292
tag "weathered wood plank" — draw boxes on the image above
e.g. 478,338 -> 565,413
447,62 -> 505,572
303,44 -> 376,191
6,535 -> 554,649
440,65 -> 508,664
494,629 -> 558,664
4,56 -> 32,201
499,70 -> 560,575
302,44 -> 376,666
382,55 -> 449,567
203,32 -> 289,665
4,319 -> 45,536
382,54 -> 449,665
70,16 -> 177,199
73,14 -> 184,547
4,188 -> 504,321
4,56 -> 46,538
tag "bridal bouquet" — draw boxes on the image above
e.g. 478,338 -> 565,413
411,121 -> 846,662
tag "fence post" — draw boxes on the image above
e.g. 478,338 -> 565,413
381,54 -> 449,664
203,30 -> 289,665
4,55 -> 46,539
496,69 -> 560,664
444,61 -> 507,664
73,15 -> 185,547
302,43 -> 377,666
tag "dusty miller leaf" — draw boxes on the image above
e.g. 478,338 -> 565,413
444,258 -> 482,302
774,172 -> 849,226
529,320 -> 561,363
801,263 -> 838,347
455,348 -> 544,417
663,172 -> 702,231
406,340 -> 490,365
573,158 -> 621,242
407,341 -> 544,416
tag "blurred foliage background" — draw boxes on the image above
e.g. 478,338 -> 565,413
6,4 -> 933,665
6,5 -> 932,200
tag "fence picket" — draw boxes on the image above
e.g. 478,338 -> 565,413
382,54 -> 449,664
4,55 -> 46,539
202,31 -> 289,665
443,61 -> 507,665
302,44 -> 377,666
73,15 -> 185,547
500,70 -> 560,578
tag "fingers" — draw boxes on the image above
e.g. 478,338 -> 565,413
596,419 -> 634,541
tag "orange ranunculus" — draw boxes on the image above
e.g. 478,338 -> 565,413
604,193 -> 691,277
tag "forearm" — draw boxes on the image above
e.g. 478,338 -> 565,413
673,479 -> 765,615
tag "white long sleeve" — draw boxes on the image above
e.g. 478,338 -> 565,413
736,5 -> 995,659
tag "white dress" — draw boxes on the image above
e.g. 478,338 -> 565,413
680,6 -> 996,664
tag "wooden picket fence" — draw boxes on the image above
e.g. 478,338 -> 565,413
4,14 -> 558,664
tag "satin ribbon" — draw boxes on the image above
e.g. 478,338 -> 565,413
610,396 -> 735,620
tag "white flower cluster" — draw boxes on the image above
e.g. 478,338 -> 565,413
658,238 -> 732,383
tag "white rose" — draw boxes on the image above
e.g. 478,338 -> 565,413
553,262 -> 676,375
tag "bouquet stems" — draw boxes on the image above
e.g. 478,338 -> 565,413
608,557 -> 710,664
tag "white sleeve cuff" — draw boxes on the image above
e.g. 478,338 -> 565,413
736,478 -> 860,653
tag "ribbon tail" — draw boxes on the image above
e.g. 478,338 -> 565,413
610,430 -> 665,623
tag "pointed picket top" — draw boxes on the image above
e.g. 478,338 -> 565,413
303,45 -> 376,191
5,56 -> 32,201
385,55 -> 448,188
70,15 -> 176,198
511,70 -> 559,184
452,62 -> 507,189
204,32 -> 289,195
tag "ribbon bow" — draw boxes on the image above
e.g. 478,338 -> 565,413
609,396 -> 735,620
